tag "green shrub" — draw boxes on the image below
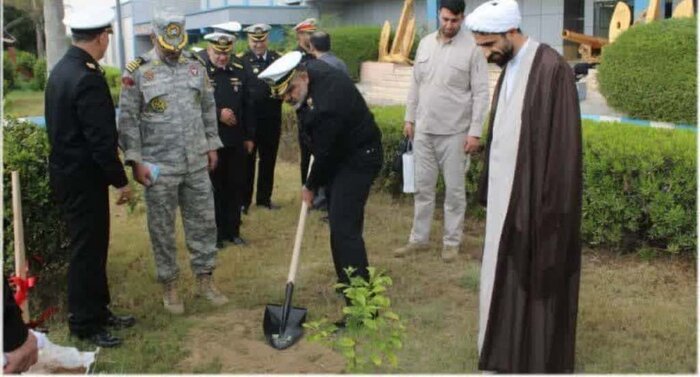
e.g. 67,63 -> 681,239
3,52 -> 17,92
31,58 -> 47,90
103,66 -> 122,106
598,17 -> 697,124
326,26 -> 381,81
369,106 -> 696,254
3,117 -> 69,279
14,50 -> 37,78
582,121 -> 696,253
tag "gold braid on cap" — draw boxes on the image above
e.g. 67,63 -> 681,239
266,69 -> 297,98
158,33 -> 188,51
247,32 -> 269,42
210,41 -> 233,53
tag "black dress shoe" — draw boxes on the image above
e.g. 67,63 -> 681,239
256,202 -> 280,210
216,239 -> 224,249
104,314 -> 136,329
75,330 -> 122,348
229,236 -> 247,246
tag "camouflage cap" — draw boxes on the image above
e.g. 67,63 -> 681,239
152,9 -> 188,51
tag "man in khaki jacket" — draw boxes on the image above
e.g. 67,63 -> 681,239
394,0 -> 489,262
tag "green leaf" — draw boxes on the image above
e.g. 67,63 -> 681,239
338,337 -> 355,348
371,355 -> 382,366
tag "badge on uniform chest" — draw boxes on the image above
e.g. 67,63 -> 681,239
189,64 -> 199,76
230,77 -> 241,92
149,97 -> 167,113
306,96 -> 314,110
143,70 -> 155,81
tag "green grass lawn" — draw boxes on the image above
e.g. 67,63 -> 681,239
31,161 -> 695,373
3,89 -> 45,117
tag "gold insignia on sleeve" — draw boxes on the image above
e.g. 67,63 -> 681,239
148,97 -> 168,113
126,57 -> 145,73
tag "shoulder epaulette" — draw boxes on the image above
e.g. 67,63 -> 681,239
193,52 -> 208,67
125,57 -> 146,73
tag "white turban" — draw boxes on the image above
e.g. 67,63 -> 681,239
465,0 -> 522,33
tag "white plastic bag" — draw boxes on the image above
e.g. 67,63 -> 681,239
25,331 -> 98,374
402,142 -> 415,194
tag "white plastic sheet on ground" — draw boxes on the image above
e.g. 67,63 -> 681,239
25,331 -> 98,374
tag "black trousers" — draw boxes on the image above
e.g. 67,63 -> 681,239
245,117 -> 281,207
51,174 -> 111,335
211,146 -> 247,240
327,147 -> 382,304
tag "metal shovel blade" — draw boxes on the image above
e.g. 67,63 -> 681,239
263,283 -> 307,350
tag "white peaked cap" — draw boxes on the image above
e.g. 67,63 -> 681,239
64,5 -> 115,31
465,0 -> 522,33
259,51 -> 302,82
211,21 -> 242,33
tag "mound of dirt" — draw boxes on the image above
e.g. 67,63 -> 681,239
179,308 -> 345,373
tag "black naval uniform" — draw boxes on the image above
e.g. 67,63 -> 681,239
197,51 -> 255,243
295,45 -> 315,185
297,60 -> 383,299
45,46 -> 128,336
241,49 -> 282,209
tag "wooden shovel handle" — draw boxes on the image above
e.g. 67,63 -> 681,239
287,156 -> 314,284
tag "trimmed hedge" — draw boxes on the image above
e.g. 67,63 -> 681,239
325,26 -> 381,81
582,122 -> 696,252
3,52 -> 16,93
368,106 -> 696,254
103,66 -> 122,106
14,50 -> 36,78
3,118 -> 69,278
31,58 -> 47,90
598,17 -> 697,124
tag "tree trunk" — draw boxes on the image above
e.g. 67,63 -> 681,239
35,22 -> 45,59
32,0 -> 45,58
43,0 -> 67,71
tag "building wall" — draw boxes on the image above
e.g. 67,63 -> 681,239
186,6 -> 318,28
324,0 -> 429,32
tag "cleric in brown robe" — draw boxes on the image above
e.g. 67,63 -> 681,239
465,0 -> 583,373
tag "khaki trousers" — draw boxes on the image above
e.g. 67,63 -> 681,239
409,132 -> 469,247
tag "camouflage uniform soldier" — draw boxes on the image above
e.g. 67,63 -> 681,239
118,9 -> 228,314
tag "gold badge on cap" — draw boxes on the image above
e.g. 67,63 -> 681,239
166,23 -> 181,38
218,36 -> 228,45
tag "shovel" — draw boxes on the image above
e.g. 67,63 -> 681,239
263,158 -> 314,350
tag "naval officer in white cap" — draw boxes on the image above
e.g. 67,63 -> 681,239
259,52 -> 383,325
465,0 -> 583,373
240,23 -> 284,212
195,27 -> 254,248
45,4 -> 134,348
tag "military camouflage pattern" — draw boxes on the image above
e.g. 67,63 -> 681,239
118,48 -> 222,283
144,169 -> 217,282
118,48 -> 222,174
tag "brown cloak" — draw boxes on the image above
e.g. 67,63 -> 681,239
477,43 -> 583,373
